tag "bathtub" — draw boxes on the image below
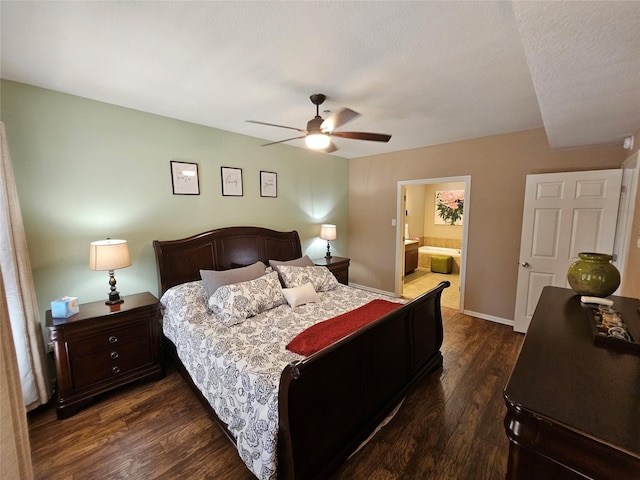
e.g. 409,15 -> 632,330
418,246 -> 461,273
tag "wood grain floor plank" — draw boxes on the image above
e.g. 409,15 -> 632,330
28,309 -> 523,479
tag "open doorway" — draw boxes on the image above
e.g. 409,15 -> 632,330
395,176 -> 471,311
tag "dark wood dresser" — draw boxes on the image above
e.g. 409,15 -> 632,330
46,292 -> 164,419
503,286 -> 640,479
314,256 -> 350,285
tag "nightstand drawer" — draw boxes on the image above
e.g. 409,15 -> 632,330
71,338 -> 153,389
68,321 -> 151,357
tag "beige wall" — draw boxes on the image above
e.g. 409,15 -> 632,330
404,184 -> 426,240
349,128 -> 627,321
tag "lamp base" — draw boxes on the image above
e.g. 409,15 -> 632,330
325,241 -> 332,259
106,271 -> 124,305
105,292 -> 124,305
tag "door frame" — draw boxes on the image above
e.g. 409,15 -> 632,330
613,151 -> 639,283
395,175 -> 471,312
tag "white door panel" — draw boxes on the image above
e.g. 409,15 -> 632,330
514,169 -> 622,333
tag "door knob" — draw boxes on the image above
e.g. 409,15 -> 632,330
521,262 -> 530,268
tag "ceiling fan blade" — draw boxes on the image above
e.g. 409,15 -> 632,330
260,136 -> 306,146
330,131 -> 392,142
321,108 -> 360,132
247,120 -> 306,133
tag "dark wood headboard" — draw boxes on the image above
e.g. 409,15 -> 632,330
152,226 -> 302,295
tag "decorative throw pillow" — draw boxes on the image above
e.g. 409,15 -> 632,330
276,265 -> 339,292
208,271 -> 285,326
269,255 -> 314,274
282,282 -> 321,309
200,261 -> 267,301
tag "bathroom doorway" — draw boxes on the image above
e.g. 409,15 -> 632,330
395,176 -> 470,311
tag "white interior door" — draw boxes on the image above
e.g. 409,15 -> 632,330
513,169 -> 623,333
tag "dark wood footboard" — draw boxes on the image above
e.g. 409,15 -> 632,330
277,281 -> 449,480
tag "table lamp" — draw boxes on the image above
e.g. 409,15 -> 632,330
320,224 -> 337,259
89,239 -> 132,305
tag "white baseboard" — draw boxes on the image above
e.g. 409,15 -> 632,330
348,282 -> 398,298
350,282 -> 516,329
463,309 -> 514,327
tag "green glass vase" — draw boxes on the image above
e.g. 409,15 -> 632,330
567,252 -> 620,297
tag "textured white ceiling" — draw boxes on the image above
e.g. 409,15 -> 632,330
1,1 -> 638,158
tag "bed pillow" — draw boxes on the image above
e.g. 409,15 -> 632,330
200,261 -> 267,301
282,282 -> 321,309
269,255 -> 314,273
208,271 -> 285,326
277,265 -> 339,292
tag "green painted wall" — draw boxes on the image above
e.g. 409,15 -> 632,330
1,80 -> 348,324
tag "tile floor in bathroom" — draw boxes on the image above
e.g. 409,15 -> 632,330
402,266 -> 460,310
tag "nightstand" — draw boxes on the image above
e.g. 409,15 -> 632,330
314,256 -> 350,285
46,292 -> 164,419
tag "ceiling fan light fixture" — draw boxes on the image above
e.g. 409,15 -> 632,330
305,133 -> 331,150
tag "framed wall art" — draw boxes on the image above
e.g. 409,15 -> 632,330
260,171 -> 277,198
170,161 -> 199,195
221,167 -> 243,196
434,190 -> 464,225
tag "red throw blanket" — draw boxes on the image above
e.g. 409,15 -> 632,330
286,299 -> 402,356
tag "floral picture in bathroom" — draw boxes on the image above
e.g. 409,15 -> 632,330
435,190 -> 464,225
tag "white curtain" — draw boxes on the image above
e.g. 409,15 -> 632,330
1,268 -> 34,479
0,121 -> 51,410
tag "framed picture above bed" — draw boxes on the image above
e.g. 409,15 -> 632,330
170,161 -> 200,195
260,171 -> 277,197
221,167 -> 243,196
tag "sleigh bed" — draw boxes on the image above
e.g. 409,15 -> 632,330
153,226 -> 448,480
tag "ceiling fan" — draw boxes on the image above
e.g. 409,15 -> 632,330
247,94 -> 391,153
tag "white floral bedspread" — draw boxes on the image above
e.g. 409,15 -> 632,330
160,280 -> 400,480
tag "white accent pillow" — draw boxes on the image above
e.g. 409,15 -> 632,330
208,271 -> 285,326
276,265 -> 339,292
282,282 -> 321,308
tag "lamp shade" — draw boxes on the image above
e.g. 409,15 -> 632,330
89,239 -> 131,271
320,224 -> 337,241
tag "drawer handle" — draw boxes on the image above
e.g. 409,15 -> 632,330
108,336 -> 118,344
110,351 -> 119,360
112,366 -> 120,374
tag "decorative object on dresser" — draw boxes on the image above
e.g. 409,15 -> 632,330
566,252 -> 621,297
153,226 -> 449,480
46,292 -> 164,419
503,286 -> 640,479
320,223 -> 336,258
89,238 -> 132,305
314,255 -> 350,285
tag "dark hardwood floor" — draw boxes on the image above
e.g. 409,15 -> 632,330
28,308 -> 523,479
